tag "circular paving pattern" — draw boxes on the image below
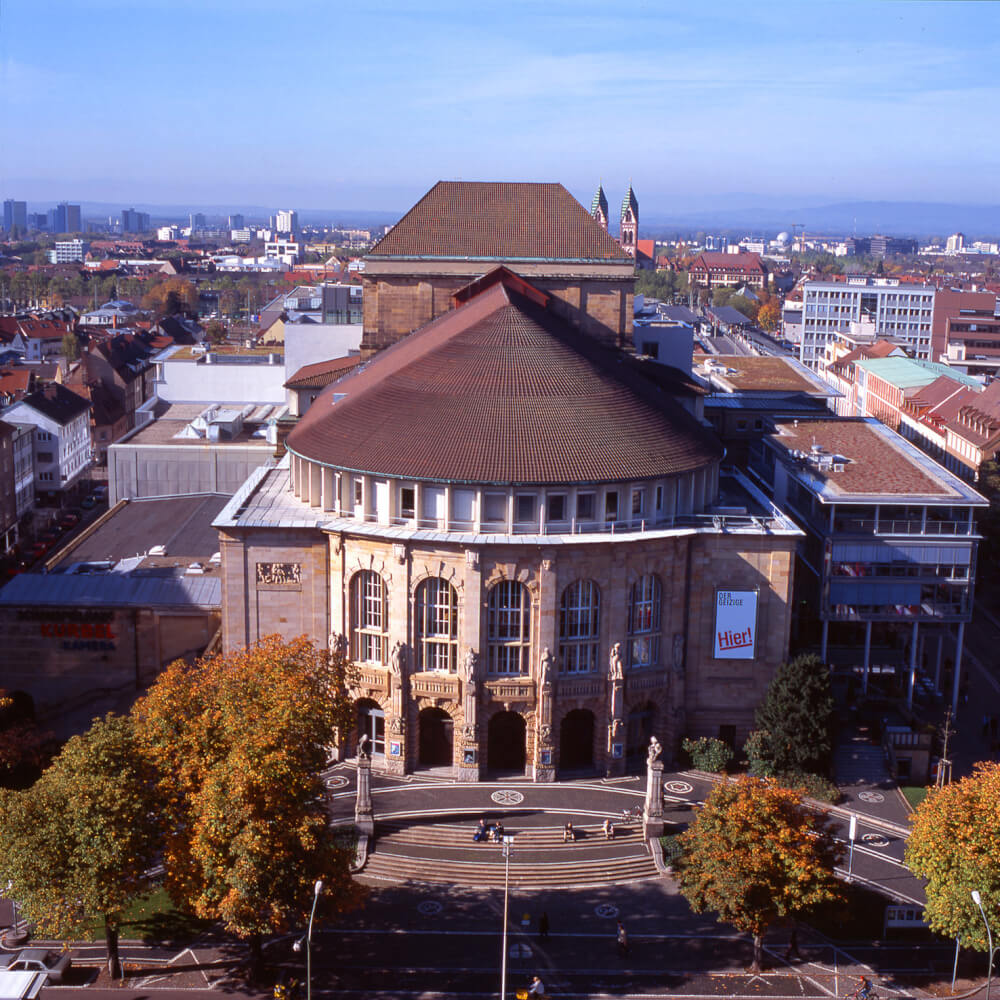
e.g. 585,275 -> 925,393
663,780 -> 694,795
491,789 -> 525,805
595,903 -> 620,919
858,791 -> 885,803
324,775 -> 349,789
417,901 -> 443,915
861,833 -> 891,848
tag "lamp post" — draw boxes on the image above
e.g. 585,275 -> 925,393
972,890 -> 995,1000
500,835 -> 513,1000
293,879 -> 323,1000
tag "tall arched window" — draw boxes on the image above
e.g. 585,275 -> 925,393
627,574 -> 661,668
351,570 -> 387,664
415,577 -> 458,672
559,580 -> 600,673
487,580 -> 530,675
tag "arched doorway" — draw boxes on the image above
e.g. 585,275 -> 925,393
418,707 -> 454,768
559,709 -> 595,772
626,702 -> 656,767
356,698 -> 385,758
487,711 -> 526,773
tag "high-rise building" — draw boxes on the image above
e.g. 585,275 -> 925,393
190,212 -> 207,231
3,199 -> 27,233
228,213 -> 245,230
946,233 -> 966,253
48,202 -> 81,233
273,209 -> 298,236
121,208 -> 151,233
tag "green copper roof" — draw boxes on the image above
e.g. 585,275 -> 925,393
591,183 -> 608,218
621,183 -> 638,221
854,356 -> 982,390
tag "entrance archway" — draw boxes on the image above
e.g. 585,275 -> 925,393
356,698 -> 385,757
487,711 -> 526,773
626,702 -> 656,767
559,709 -> 595,772
418,707 -> 454,767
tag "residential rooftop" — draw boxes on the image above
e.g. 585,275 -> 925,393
699,356 -> 838,397
117,401 -> 283,447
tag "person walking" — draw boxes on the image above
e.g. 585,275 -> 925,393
538,911 -> 549,941
616,921 -> 629,957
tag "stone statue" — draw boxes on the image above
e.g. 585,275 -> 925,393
539,723 -> 552,744
390,640 -> 406,676
462,648 -> 478,683
647,735 -> 662,765
358,733 -> 370,758
540,647 -> 554,687
329,632 -> 348,656
609,642 -> 624,680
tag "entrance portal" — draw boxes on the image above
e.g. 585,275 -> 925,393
559,709 -> 595,772
418,707 -> 454,767
356,698 -> 385,757
487,711 -> 526,773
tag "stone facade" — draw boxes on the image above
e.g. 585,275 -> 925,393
220,519 -> 797,779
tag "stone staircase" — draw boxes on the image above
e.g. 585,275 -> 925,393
835,738 -> 892,786
358,819 -> 661,888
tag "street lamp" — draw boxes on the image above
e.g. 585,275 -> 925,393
972,890 -> 996,1000
500,835 -> 514,1000
293,879 -> 323,1000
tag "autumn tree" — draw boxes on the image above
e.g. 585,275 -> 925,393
905,762 -> 1000,952
677,775 -> 843,971
132,636 -> 362,974
757,298 -> 781,332
751,654 -> 835,776
141,277 -> 198,317
0,714 -> 159,977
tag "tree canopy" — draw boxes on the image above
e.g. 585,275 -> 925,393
677,775 -> 842,971
751,654 -> 835,775
905,762 -> 1000,950
131,635 -> 362,966
0,714 -> 159,977
141,277 -> 198,317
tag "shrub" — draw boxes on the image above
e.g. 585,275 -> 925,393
774,770 -> 841,804
681,736 -> 733,773
660,833 -> 683,868
743,730 -> 777,777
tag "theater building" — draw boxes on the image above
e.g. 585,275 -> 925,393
216,270 -> 802,780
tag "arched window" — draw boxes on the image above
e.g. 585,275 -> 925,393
351,570 -> 387,664
487,580 -> 530,675
627,574 -> 661,668
559,580 -> 600,673
415,577 -> 458,672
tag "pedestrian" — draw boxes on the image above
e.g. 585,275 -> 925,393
616,921 -> 629,957
528,975 -> 546,997
538,911 -> 549,940
783,924 -> 801,961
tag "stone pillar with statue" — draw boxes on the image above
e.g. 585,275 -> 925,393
385,640 -> 408,776
606,642 -> 626,777
355,734 -> 374,835
534,646 -> 556,782
457,647 -> 480,782
643,735 -> 665,839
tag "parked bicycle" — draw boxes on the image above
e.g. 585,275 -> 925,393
620,805 -> 643,822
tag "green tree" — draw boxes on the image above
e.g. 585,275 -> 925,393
0,690 -> 50,788
905,762 -> 1000,951
132,636 -> 363,974
204,320 -> 227,345
0,714 -> 159,977
677,775 -> 842,971
753,654 -> 835,775
61,332 -> 79,362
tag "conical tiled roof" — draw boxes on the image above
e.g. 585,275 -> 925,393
287,275 -> 721,485
621,183 -> 639,222
591,183 -> 609,220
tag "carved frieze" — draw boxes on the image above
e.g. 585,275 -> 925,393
255,562 -> 301,586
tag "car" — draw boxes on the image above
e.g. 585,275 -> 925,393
38,529 -> 61,544
0,948 -> 72,984
28,542 -> 50,559
91,485 -> 108,501
80,496 -> 96,510
59,512 -> 80,529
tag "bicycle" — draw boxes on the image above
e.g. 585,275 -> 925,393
620,805 -> 643,822
845,982 -> 879,1000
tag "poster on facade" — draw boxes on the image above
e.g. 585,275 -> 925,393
713,590 -> 758,659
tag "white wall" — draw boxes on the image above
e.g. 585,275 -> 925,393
157,359 -> 286,404
284,324 -> 362,381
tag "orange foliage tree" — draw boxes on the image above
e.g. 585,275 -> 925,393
141,277 -> 198,317
132,636 -> 361,969
906,762 -> 1000,951
677,775 -> 843,971
757,299 -> 782,332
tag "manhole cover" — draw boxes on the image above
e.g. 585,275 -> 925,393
664,780 -> 694,794
862,833 -> 890,848
491,789 -> 524,805
858,791 -> 885,803
595,903 -> 619,918
324,775 -> 349,789
417,901 -> 443,915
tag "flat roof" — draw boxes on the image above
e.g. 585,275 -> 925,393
769,417 -> 987,506
701,356 -> 838,397
115,402 -> 279,447
854,356 -> 982,391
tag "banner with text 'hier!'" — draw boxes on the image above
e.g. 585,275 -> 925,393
714,590 -> 758,659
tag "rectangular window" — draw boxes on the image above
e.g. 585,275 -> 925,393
36,452 -> 53,463
577,492 -> 595,521
631,489 -> 645,516
354,479 -> 363,505
483,492 -> 507,524
400,486 -> 415,519
515,494 -> 536,523
655,485 -> 664,511
605,491 -> 619,522
547,494 -> 566,522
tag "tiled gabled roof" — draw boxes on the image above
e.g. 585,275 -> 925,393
367,181 -> 630,262
287,275 -> 722,485
284,355 -> 361,389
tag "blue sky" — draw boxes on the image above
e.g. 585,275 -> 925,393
2,0 -> 998,215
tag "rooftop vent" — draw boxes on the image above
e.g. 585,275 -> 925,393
149,544 -> 167,556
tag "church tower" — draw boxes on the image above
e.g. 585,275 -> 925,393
620,181 -> 638,257
590,182 -> 609,231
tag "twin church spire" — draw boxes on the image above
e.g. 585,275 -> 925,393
591,180 -> 638,257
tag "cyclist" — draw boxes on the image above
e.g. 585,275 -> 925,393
848,975 -> 874,1000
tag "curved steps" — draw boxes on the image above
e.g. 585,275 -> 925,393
360,820 -> 661,888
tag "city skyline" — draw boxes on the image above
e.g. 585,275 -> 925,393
1,0 -> 998,215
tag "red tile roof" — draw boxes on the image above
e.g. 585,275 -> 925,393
689,252 -> 767,275
287,277 -> 721,485
367,181 -> 631,262
284,355 -> 362,389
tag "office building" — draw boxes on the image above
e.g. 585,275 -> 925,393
48,239 -> 89,263
3,199 -> 27,233
121,208 -> 151,233
48,202 -> 82,234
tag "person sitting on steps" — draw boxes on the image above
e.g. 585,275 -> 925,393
563,821 -> 575,842
603,818 -> 615,840
473,817 -> 487,842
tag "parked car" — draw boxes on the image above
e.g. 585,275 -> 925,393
28,542 -> 50,559
59,512 -> 80,529
80,496 -> 96,510
38,529 -> 61,545
0,948 -> 72,984
91,485 -> 108,501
